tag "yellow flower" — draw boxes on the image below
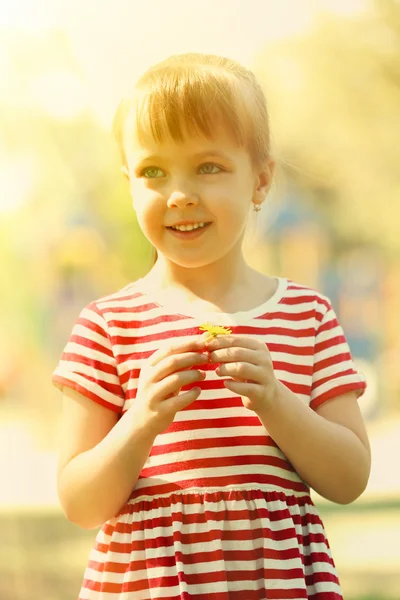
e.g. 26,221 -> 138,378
199,323 -> 232,338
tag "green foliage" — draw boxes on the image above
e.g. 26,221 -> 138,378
255,0 -> 400,253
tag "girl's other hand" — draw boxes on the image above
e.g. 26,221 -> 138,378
133,338 -> 209,435
205,335 -> 279,413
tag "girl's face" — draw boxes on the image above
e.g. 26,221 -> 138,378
123,126 -> 271,270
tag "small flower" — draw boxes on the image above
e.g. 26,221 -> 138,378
199,323 -> 232,339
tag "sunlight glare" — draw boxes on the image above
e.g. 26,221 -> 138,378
0,156 -> 37,214
28,71 -> 89,120
0,2 -> 51,30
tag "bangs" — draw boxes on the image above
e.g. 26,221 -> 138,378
122,68 -> 252,151
113,54 -> 271,168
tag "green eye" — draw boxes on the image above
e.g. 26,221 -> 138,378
200,163 -> 221,174
142,167 -> 165,178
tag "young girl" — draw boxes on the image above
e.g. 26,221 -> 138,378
53,53 -> 371,600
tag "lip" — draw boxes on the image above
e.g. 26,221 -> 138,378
167,222 -> 212,240
167,220 -> 209,227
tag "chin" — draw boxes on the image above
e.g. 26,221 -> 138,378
172,258 -> 216,269
165,252 -> 222,269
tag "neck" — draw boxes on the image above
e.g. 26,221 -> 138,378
146,252 -> 254,303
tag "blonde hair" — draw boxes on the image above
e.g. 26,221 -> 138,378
113,53 -> 271,169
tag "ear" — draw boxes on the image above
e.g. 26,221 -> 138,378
121,165 -> 136,208
254,158 -> 275,207
121,165 -> 130,181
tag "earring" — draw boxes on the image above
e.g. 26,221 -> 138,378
253,203 -> 262,212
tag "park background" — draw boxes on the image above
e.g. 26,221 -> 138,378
1,0 -> 400,598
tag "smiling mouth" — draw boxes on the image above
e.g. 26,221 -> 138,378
167,222 -> 211,232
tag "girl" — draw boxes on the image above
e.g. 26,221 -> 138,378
53,53 -> 371,600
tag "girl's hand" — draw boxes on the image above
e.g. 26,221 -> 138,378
134,338 -> 208,435
205,335 -> 279,413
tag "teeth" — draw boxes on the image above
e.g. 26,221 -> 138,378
172,222 -> 206,231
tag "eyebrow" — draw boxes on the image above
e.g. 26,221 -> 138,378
135,150 -> 235,163
193,150 -> 235,162
135,154 -> 165,163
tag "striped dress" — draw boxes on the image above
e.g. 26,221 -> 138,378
52,276 -> 366,600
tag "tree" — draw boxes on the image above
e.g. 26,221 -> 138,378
254,1 -> 400,254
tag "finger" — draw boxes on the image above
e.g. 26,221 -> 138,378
149,337 -> 208,367
223,379 -> 259,395
216,362 -> 262,382
153,369 -> 206,400
152,352 -> 209,383
165,387 -> 202,412
205,335 -> 265,352
209,347 -> 261,366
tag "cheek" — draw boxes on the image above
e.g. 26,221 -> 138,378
216,190 -> 250,224
134,200 -> 166,242
131,184 -> 162,216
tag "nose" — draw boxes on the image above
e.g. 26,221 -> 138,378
167,188 -> 199,209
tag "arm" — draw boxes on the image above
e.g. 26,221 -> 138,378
57,338 -> 208,530
57,388 -> 158,530
255,385 -> 371,504
206,294 -> 370,505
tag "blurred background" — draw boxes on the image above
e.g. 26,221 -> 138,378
1,0 -> 400,598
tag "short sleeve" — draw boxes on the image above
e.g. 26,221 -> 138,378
310,298 -> 367,410
52,302 -> 125,413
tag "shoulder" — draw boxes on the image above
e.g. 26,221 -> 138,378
70,279 -> 157,343
85,278 -> 154,322
280,278 -> 332,320
92,278 -> 145,308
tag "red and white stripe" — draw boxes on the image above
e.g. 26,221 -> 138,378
53,277 -> 366,599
